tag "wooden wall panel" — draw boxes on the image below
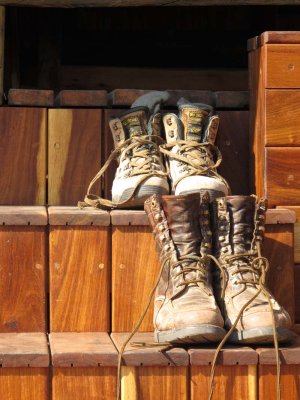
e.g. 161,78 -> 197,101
259,365 -> 300,400
0,368 -> 49,400
48,109 -> 102,205
0,227 -> 47,332
112,226 -> 159,331
0,108 -> 46,205
295,265 -> 300,323
52,367 -> 116,400
264,224 -> 295,323
50,226 -> 110,332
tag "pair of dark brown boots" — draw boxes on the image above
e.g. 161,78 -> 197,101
145,193 -> 292,344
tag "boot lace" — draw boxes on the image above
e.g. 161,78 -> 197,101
160,140 -> 229,190
172,254 -> 209,287
208,242 -> 281,400
78,135 -> 167,210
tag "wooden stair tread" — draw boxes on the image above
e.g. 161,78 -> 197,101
56,90 -> 108,107
0,333 -> 49,367
48,206 -> 110,226
257,335 -> 300,365
8,89 -> 54,107
0,206 -> 47,225
110,210 -> 148,226
111,332 -> 189,366
188,345 -> 258,366
49,332 -> 118,367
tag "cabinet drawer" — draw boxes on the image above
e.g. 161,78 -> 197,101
266,90 -> 300,145
266,44 -> 300,88
266,147 -> 300,206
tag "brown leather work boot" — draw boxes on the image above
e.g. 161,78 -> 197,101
212,195 -> 293,344
144,192 -> 225,344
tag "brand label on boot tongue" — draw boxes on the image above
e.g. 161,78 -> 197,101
122,112 -> 147,138
185,110 -> 205,141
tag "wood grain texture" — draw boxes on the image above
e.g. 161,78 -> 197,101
0,368 -> 49,400
48,206 -> 110,226
50,226 -> 110,331
214,91 -> 249,109
111,332 -> 188,366
188,346 -> 257,366
48,109 -> 102,205
257,336 -> 300,365
259,365 -> 300,400
56,90 -> 107,107
8,89 -> 54,107
266,90 -> 300,145
260,31 -> 300,45
265,209 -> 296,224
295,223 -> 300,263
266,147 -> 300,206
191,365 -> 254,400
266,44 -> 300,89
216,111 -> 250,195
121,366 -> 138,400
0,333 -> 49,367
110,210 -> 149,226
52,367 -> 116,400
0,206 -> 47,225
264,224 -> 295,323
295,265 -> 300,323
0,227 -> 47,332
0,108 -> 46,205
112,226 -> 159,331
49,333 -> 118,367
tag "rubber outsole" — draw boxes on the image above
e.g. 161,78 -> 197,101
154,324 -> 226,344
228,326 -> 294,344
113,185 -> 169,207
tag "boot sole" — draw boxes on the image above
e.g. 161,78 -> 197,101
228,326 -> 294,344
113,185 -> 169,208
178,189 -> 226,202
154,325 -> 226,344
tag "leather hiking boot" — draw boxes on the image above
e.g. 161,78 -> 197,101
212,195 -> 293,344
144,192 -> 225,344
160,99 -> 230,201
80,106 -> 169,209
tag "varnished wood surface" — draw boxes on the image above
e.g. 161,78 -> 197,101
0,227 -> 47,332
0,206 -> 47,225
48,109 -> 102,205
50,226 -> 110,331
295,265 -> 300,323
191,365 -> 253,400
111,332 -> 188,366
0,107 -> 46,205
112,226 -> 159,331
49,333 -> 118,367
257,336 -> 300,365
266,44 -> 300,89
56,90 -> 107,107
260,31 -> 300,45
259,365 -> 300,400
265,208 -> 296,224
264,224 -> 295,323
0,333 -> 49,367
0,368 -> 49,400
48,206 -> 110,226
266,90 -> 300,145
189,346 -> 257,366
52,367 -> 116,400
110,210 -> 149,226
8,89 -> 54,107
266,147 -> 300,206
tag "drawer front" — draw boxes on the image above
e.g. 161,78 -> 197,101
266,147 -> 300,206
266,44 -> 300,88
266,90 -> 300,145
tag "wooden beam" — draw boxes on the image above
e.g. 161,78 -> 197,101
1,0 -> 300,7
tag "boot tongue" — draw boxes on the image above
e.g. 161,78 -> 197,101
120,107 -> 148,139
226,196 -> 256,254
179,105 -> 209,142
162,193 -> 202,258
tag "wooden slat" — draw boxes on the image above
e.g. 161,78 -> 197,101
48,206 -> 109,226
257,336 -> 300,365
0,108 -> 46,205
259,365 -> 300,400
8,89 -> 54,107
112,226 -> 159,331
50,226 -> 110,331
0,226 -> 47,332
264,223 -> 295,323
260,31 -> 300,45
0,368 -> 49,400
110,210 -> 148,226
214,91 -> 249,109
49,333 -> 118,367
265,208 -> 296,224
52,367 -> 116,400
265,90 -> 300,146
0,333 -> 49,367
266,147 -> 300,206
295,265 -> 300,323
191,365 -> 255,400
48,108 -> 102,205
266,44 -> 300,89
0,206 -> 47,225
111,332 -> 188,366
56,90 -> 107,107
276,206 -> 300,263
189,346 -> 257,366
